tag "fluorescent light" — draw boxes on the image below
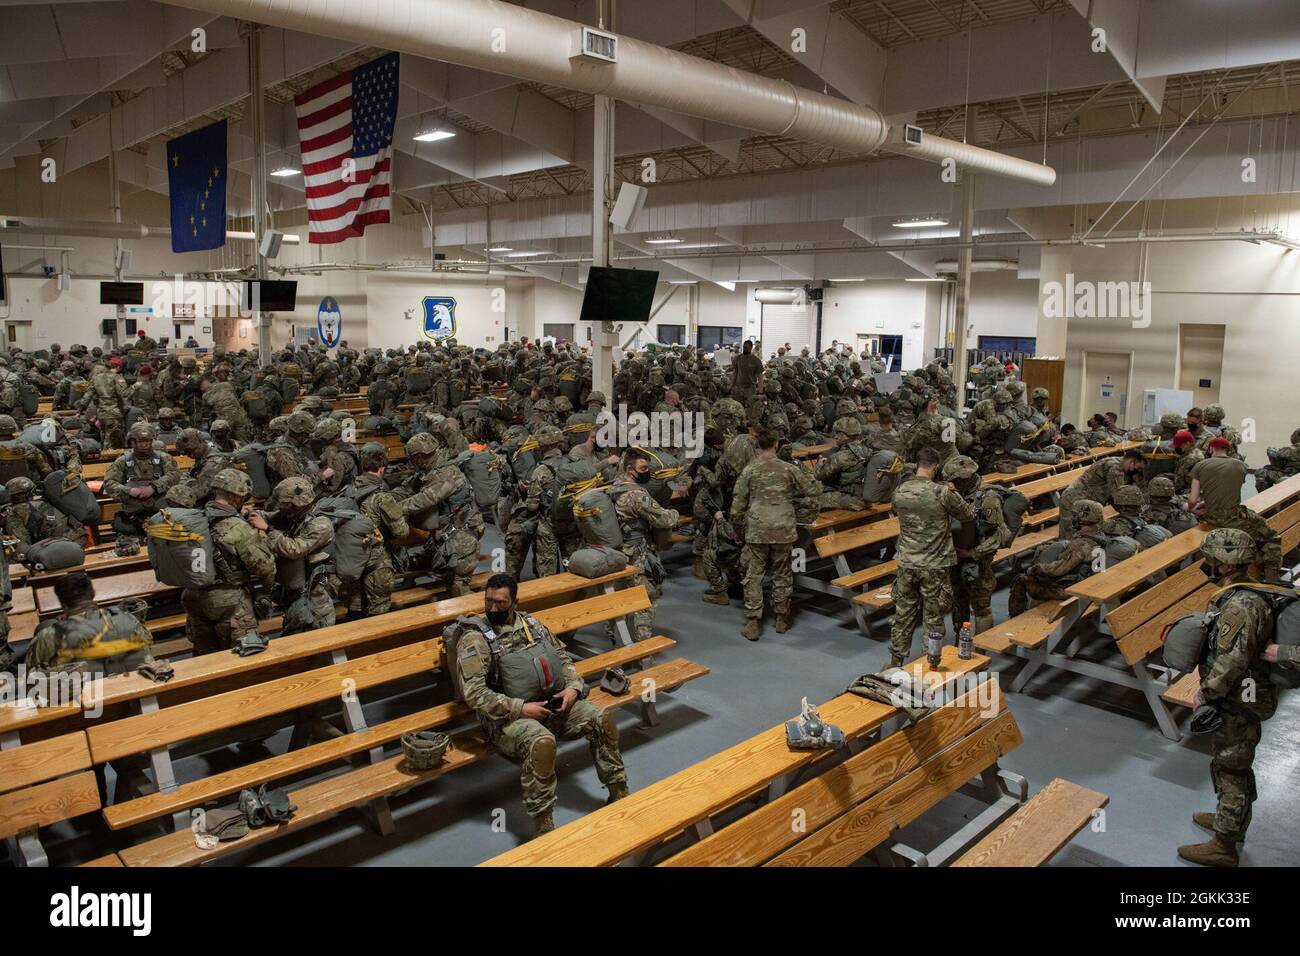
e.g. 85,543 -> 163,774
270,167 -> 300,177
905,277 -> 947,282
830,277 -> 867,282
714,281 -> 736,292
486,246 -> 513,253
892,217 -> 949,229
505,250 -> 546,258
414,129 -> 456,143
645,236 -> 682,245
668,280 -> 698,285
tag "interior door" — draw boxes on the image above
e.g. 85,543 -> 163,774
1083,351 -> 1132,425
1178,323 -> 1225,409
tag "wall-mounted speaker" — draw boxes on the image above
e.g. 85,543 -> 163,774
609,183 -> 648,230
259,231 -> 284,259
57,272 -> 71,291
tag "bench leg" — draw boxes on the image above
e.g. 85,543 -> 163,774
601,583 -> 636,648
328,649 -> 397,835
1009,601 -> 1083,694
638,697 -> 660,728
829,554 -> 873,636
6,829 -> 48,867
132,694 -> 189,831
1132,662 -> 1183,741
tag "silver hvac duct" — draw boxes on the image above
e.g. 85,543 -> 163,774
0,217 -> 301,244
156,0 -> 1056,186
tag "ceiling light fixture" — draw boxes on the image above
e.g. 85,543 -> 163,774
505,250 -> 546,258
414,129 -> 456,143
645,236 -> 683,245
891,217 -> 949,229
270,167 -> 300,177
486,246 -> 513,253
904,277 -> 947,282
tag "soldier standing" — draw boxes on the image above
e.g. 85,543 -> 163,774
943,455 -> 1013,635
730,428 -> 820,641
181,469 -> 276,655
313,418 -> 358,495
450,573 -> 628,838
731,339 -> 763,402
81,361 -> 130,450
399,433 -> 483,596
265,410 -> 320,489
888,447 -> 975,666
504,426 -> 565,579
1178,529 -> 1278,867
339,444 -> 408,617
609,448 -> 681,643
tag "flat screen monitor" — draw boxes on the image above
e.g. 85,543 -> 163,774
242,280 -> 298,312
100,281 -> 144,305
578,267 -> 659,327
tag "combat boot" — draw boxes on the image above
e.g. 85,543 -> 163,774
1177,834 -> 1239,867
774,604 -> 793,633
530,809 -> 554,839
888,653 -> 907,669
1192,812 -> 1217,833
606,783 -> 630,804
741,618 -> 763,641
702,590 -> 730,606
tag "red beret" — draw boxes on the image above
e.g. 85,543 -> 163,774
1208,436 -> 1231,450
138,364 -> 152,375
109,356 -> 123,368
1172,430 -> 1195,447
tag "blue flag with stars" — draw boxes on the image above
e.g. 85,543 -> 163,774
167,119 -> 227,253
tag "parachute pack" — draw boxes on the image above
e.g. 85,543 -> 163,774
312,496 -> 381,586
1162,583 -> 1300,689
43,469 -> 101,525
573,486 -> 624,549
458,446 -> 504,511
862,449 -> 905,504
143,507 -> 217,589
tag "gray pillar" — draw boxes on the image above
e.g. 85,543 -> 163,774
952,106 -> 977,405
589,0 -> 616,405
247,24 -> 272,366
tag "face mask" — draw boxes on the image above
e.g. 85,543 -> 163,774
1200,561 -> 1219,578
634,470 -> 652,485
486,608 -> 511,627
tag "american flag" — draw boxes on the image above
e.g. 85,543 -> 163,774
295,51 -> 400,244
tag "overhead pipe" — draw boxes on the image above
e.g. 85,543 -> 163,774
0,217 -> 301,244
156,0 -> 1056,186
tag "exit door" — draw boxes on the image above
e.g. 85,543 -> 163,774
1178,323 -> 1225,409
1083,351 -> 1132,426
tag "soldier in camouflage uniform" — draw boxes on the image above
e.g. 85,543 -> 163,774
128,364 -> 162,420
174,428 -> 234,505
813,416 -> 871,511
81,362 -> 130,450
249,477 -> 338,633
313,417 -> 358,495
208,419 -> 238,454
1142,475 -> 1193,533
1178,529 -> 1279,867
26,572 -> 153,676
889,447 -> 975,665
182,469 -> 277,655
399,433 -> 483,597
610,448 -> 681,643
867,406 -> 908,459
1254,427 -> 1300,492
265,410 -> 319,489
943,455 -> 1012,635
503,425 -> 565,580
101,422 -> 181,551
730,428 -> 820,641
153,407 -> 183,448
0,414 -> 54,483
1008,500 -> 1110,617
453,574 -> 628,838
1169,430 -> 1204,494
339,444 -> 408,617
907,393 -> 959,467
1057,451 -> 1143,539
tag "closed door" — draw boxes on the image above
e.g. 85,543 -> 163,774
1178,323 -> 1224,408
1083,351 -> 1131,425
761,302 -> 814,359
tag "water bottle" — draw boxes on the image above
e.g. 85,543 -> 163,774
958,621 -> 974,661
926,630 -> 944,668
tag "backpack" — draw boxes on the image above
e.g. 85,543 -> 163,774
144,507 -> 216,588
508,436 -> 541,484
1103,534 -> 1142,567
573,487 -> 625,548
243,389 -> 271,421
406,368 -> 432,393
43,469 -> 102,525
1010,447 -> 1062,464
861,449 -> 905,504
1163,584 -> 1300,688
550,455 -> 600,527
442,612 -> 565,703
1141,439 -> 1179,478
985,485 -> 1031,538
459,447 -> 504,511
479,397 -> 503,420
25,537 -> 85,572
367,379 -> 391,414
232,442 -> 274,499
49,607 -> 152,676
633,447 -> 684,507
0,439 -> 30,484
312,496 -> 380,586
18,379 -> 38,416
566,544 -> 629,578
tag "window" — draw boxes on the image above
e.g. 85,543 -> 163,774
658,324 -> 684,345
978,335 -> 1036,355
543,323 -> 575,343
697,326 -> 744,350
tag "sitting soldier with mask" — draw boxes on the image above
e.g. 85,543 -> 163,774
813,416 -> 872,511
248,476 -> 338,633
1009,499 -> 1112,617
446,573 -> 628,839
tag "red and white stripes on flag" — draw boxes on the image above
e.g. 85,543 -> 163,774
294,52 -> 400,244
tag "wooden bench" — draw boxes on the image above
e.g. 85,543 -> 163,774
952,777 -> 1108,866
482,648 -> 996,867
0,725 -> 100,866
104,588 -> 706,866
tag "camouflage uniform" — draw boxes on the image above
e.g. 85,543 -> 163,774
456,610 -> 626,820
1173,445 -> 1206,495
101,427 -> 181,548
315,423 -> 359,496
1254,429 -> 1300,492
399,444 -> 484,597
341,467 -> 407,616
82,367 -> 130,450
906,410 -> 959,468
944,457 -> 1012,634
505,444 -> 564,579
262,478 -> 338,633
1057,456 -> 1126,539
26,603 -> 153,676
183,471 -> 277,655
610,476 -> 680,643
1209,506 -> 1282,584
889,474 -> 975,664
813,417 -> 871,511
202,379 -> 253,441
1009,502 -> 1109,617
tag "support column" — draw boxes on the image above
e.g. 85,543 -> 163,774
108,119 -> 124,349
247,23 -> 271,366
952,106 -> 977,405
589,0 -> 617,404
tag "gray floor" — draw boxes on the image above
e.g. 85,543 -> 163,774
59,521 -> 1299,869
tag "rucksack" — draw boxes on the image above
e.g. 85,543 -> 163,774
566,544 -> 629,579
986,485 -> 1031,538
1163,584 -> 1300,688
232,442 -> 274,499
25,537 -> 85,572
573,487 -> 625,548
458,447 -> 504,511
0,439 -> 31,484
144,507 -> 216,588
18,379 -> 38,416
861,449 -> 905,504
442,612 -> 565,703
633,447 -> 684,507
406,368 -> 432,393
478,397 -> 503,420
43,469 -> 101,525
243,389 -> 271,421
312,496 -> 380,586
1103,534 -> 1142,567
550,455 -> 600,527
1141,439 -> 1179,478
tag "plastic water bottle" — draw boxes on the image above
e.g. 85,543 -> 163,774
958,621 -> 974,660
926,631 -> 944,668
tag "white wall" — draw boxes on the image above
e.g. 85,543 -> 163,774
967,270 -> 1039,345
821,281 -> 931,369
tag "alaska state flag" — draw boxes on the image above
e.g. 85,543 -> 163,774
167,119 -> 227,253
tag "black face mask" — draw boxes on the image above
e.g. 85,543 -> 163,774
1200,561 -> 1218,579
634,471 -> 652,485
486,608 -> 511,627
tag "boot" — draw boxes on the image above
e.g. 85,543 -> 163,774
741,618 -> 762,642
1192,811 -> 1217,833
606,783 -> 630,804
1177,834 -> 1239,867
889,653 -> 907,669
702,590 -> 730,606
774,605 -> 792,633
530,809 -> 555,839
692,557 -> 708,580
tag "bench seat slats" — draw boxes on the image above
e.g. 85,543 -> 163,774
0,731 -> 92,794
1162,671 -> 1200,709
0,770 -> 100,840
952,777 -> 1108,867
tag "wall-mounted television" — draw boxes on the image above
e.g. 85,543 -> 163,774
241,280 -> 298,313
579,267 -> 659,326
100,281 -> 145,305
